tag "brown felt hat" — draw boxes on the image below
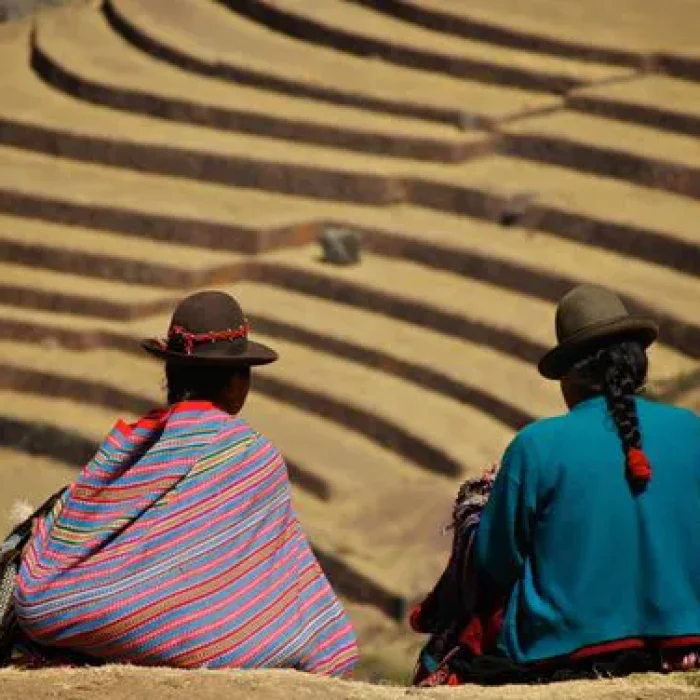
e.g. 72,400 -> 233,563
538,284 -> 658,380
142,291 -> 278,367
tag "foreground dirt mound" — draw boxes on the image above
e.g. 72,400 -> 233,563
2,666 -> 700,700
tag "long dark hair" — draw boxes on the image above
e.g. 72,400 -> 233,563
570,340 -> 652,490
165,362 -> 240,405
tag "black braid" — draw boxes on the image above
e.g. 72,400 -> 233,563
570,340 -> 648,466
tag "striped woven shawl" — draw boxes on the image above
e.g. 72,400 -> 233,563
15,401 -> 357,675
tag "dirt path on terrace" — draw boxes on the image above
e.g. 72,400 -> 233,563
0,0 -> 66,20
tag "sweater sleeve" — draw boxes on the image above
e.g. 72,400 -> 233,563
475,431 -> 539,590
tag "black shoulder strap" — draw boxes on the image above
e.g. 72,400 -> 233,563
1,486 -> 69,564
0,486 -> 69,666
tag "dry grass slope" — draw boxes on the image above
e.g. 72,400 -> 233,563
0,0 -> 65,21
4,666 -> 700,700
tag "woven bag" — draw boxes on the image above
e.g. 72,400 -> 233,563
0,488 -> 66,666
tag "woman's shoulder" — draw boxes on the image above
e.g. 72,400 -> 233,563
191,415 -> 285,478
638,397 -> 700,432
515,412 -> 571,446
505,409 -> 599,468
207,413 -> 283,458
208,413 -> 265,444
497,415 -> 571,474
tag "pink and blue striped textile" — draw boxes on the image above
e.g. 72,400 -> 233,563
15,401 -> 358,675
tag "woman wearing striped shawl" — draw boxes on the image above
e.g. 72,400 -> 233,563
14,291 -> 358,675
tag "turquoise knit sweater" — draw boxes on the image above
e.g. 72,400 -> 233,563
475,396 -> 700,664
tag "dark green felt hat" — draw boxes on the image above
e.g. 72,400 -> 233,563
538,284 -> 658,380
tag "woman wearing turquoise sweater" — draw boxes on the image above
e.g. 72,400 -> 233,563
475,284 -> 700,677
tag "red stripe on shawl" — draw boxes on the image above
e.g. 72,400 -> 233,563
29,515 -> 288,640
115,402 -> 219,437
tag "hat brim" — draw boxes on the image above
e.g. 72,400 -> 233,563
141,338 -> 278,367
538,317 -> 659,380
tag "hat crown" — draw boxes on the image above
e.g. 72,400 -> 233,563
169,291 -> 245,335
141,290 -> 278,367
539,284 -> 658,380
555,284 -> 630,343
167,291 -> 248,356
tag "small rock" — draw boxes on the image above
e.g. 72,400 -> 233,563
499,191 -> 537,227
456,111 -> 478,131
319,227 -> 362,266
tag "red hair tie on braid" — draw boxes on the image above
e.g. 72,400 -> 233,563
627,448 -> 652,485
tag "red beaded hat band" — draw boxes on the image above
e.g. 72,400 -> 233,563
156,322 -> 249,356
141,291 -> 277,366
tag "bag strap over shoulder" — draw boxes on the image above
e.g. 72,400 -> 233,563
0,486 -> 69,666
2,486 -> 69,559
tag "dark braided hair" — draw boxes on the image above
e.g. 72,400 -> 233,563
165,362 -> 245,405
569,340 -> 652,490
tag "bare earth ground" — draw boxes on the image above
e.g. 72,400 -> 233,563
423,0 -> 700,55
4,666 -> 700,700
650,370 -> 700,413
0,0 -> 66,20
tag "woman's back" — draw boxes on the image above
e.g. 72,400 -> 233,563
477,396 -> 700,664
15,401 -> 357,674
